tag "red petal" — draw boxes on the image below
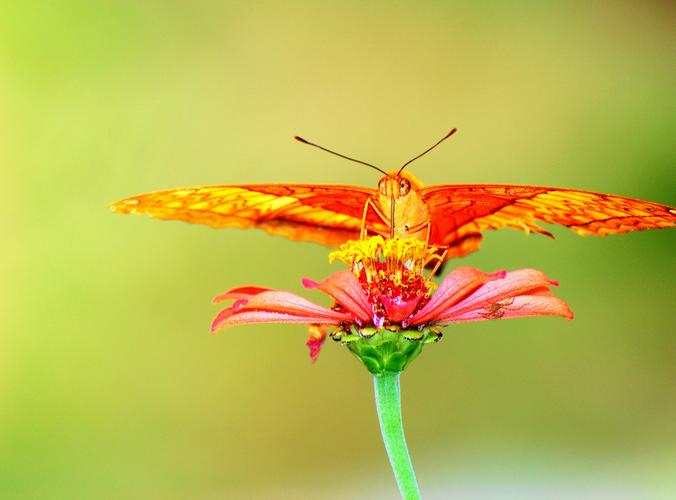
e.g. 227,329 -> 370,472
450,296 -> 574,322
380,294 -> 423,323
302,270 -> 372,324
212,286 -> 272,304
306,325 -> 328,363
408,268 -> 504,326
211,290 -> 350,332
213,310 -> 343,330
434,269 -> 572,324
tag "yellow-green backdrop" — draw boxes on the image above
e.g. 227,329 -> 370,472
2,1 -> 675,499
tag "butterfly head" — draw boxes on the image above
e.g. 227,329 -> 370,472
378,171 -> 422,200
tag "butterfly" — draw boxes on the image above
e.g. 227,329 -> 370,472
110,130 -> 676,259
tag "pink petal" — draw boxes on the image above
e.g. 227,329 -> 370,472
408,268 -> 505,326
449,295 -> 574,322
380,294 -> 423,323
211,290 -> 350,332
302,270 -> 372,324
213,310 -> 343,330
435,269 -> 569,324
306,325 -> 328,363
212,286 -> 272,304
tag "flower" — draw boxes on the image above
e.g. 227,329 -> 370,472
211,236 -> 573,372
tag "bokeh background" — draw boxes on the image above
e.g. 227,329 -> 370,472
2,1 -> 675,499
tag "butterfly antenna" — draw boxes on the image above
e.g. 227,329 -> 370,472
397,128 -> 458,175
294,136 -> 388,176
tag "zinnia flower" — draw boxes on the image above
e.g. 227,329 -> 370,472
211,236 -> 573,372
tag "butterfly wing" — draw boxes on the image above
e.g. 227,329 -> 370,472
422,185 -> 676,258
111,184 -> 387,247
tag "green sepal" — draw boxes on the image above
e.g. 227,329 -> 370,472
401,340 -> 423,358
341,325 -> 443,374
402,329 -> 424,341
361,355 -> 383,373
359,344 -> 380,359
423,332 -> 442,344
359,326 -> 378,338
384,352 -> 407,372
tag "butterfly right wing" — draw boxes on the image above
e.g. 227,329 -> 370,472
421,184 -> 676,258
111,184 -> 388,247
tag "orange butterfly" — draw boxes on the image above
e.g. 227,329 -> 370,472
110,130 -> 675,259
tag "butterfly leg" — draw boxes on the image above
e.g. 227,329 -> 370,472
415,219 -> 450,276
402,218 -> 436,250
428,248 -> 448,279
360,198 -> 389,240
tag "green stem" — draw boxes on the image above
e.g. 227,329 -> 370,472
373,372 -> 421,499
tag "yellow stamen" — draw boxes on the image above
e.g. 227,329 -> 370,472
329,236 -> 441,283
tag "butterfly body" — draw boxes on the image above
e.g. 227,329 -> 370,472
373,171 -> 431,240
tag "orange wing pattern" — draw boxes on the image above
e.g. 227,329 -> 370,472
422,185 -> 676,258
111,184 -> 387,247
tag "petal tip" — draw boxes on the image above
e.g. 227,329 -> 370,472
306,325 -> 327,363
306,337 -> 324,363
212,293 -> 228,304
301,277 -> 320,290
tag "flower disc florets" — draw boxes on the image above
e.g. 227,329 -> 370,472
330,236 -> 441,326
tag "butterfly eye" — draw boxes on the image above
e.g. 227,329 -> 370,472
399,178 -> 411,196
378,179 -> 388,195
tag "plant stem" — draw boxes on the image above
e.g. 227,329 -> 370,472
373,372 -> 421,499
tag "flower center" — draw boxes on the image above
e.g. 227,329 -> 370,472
330,236 -> 440,325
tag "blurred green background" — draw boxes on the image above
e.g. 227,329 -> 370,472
1,1 -> 675,499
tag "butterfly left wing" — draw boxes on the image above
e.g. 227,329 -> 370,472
111,184 -> 387,247
421,184 -> 676,258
